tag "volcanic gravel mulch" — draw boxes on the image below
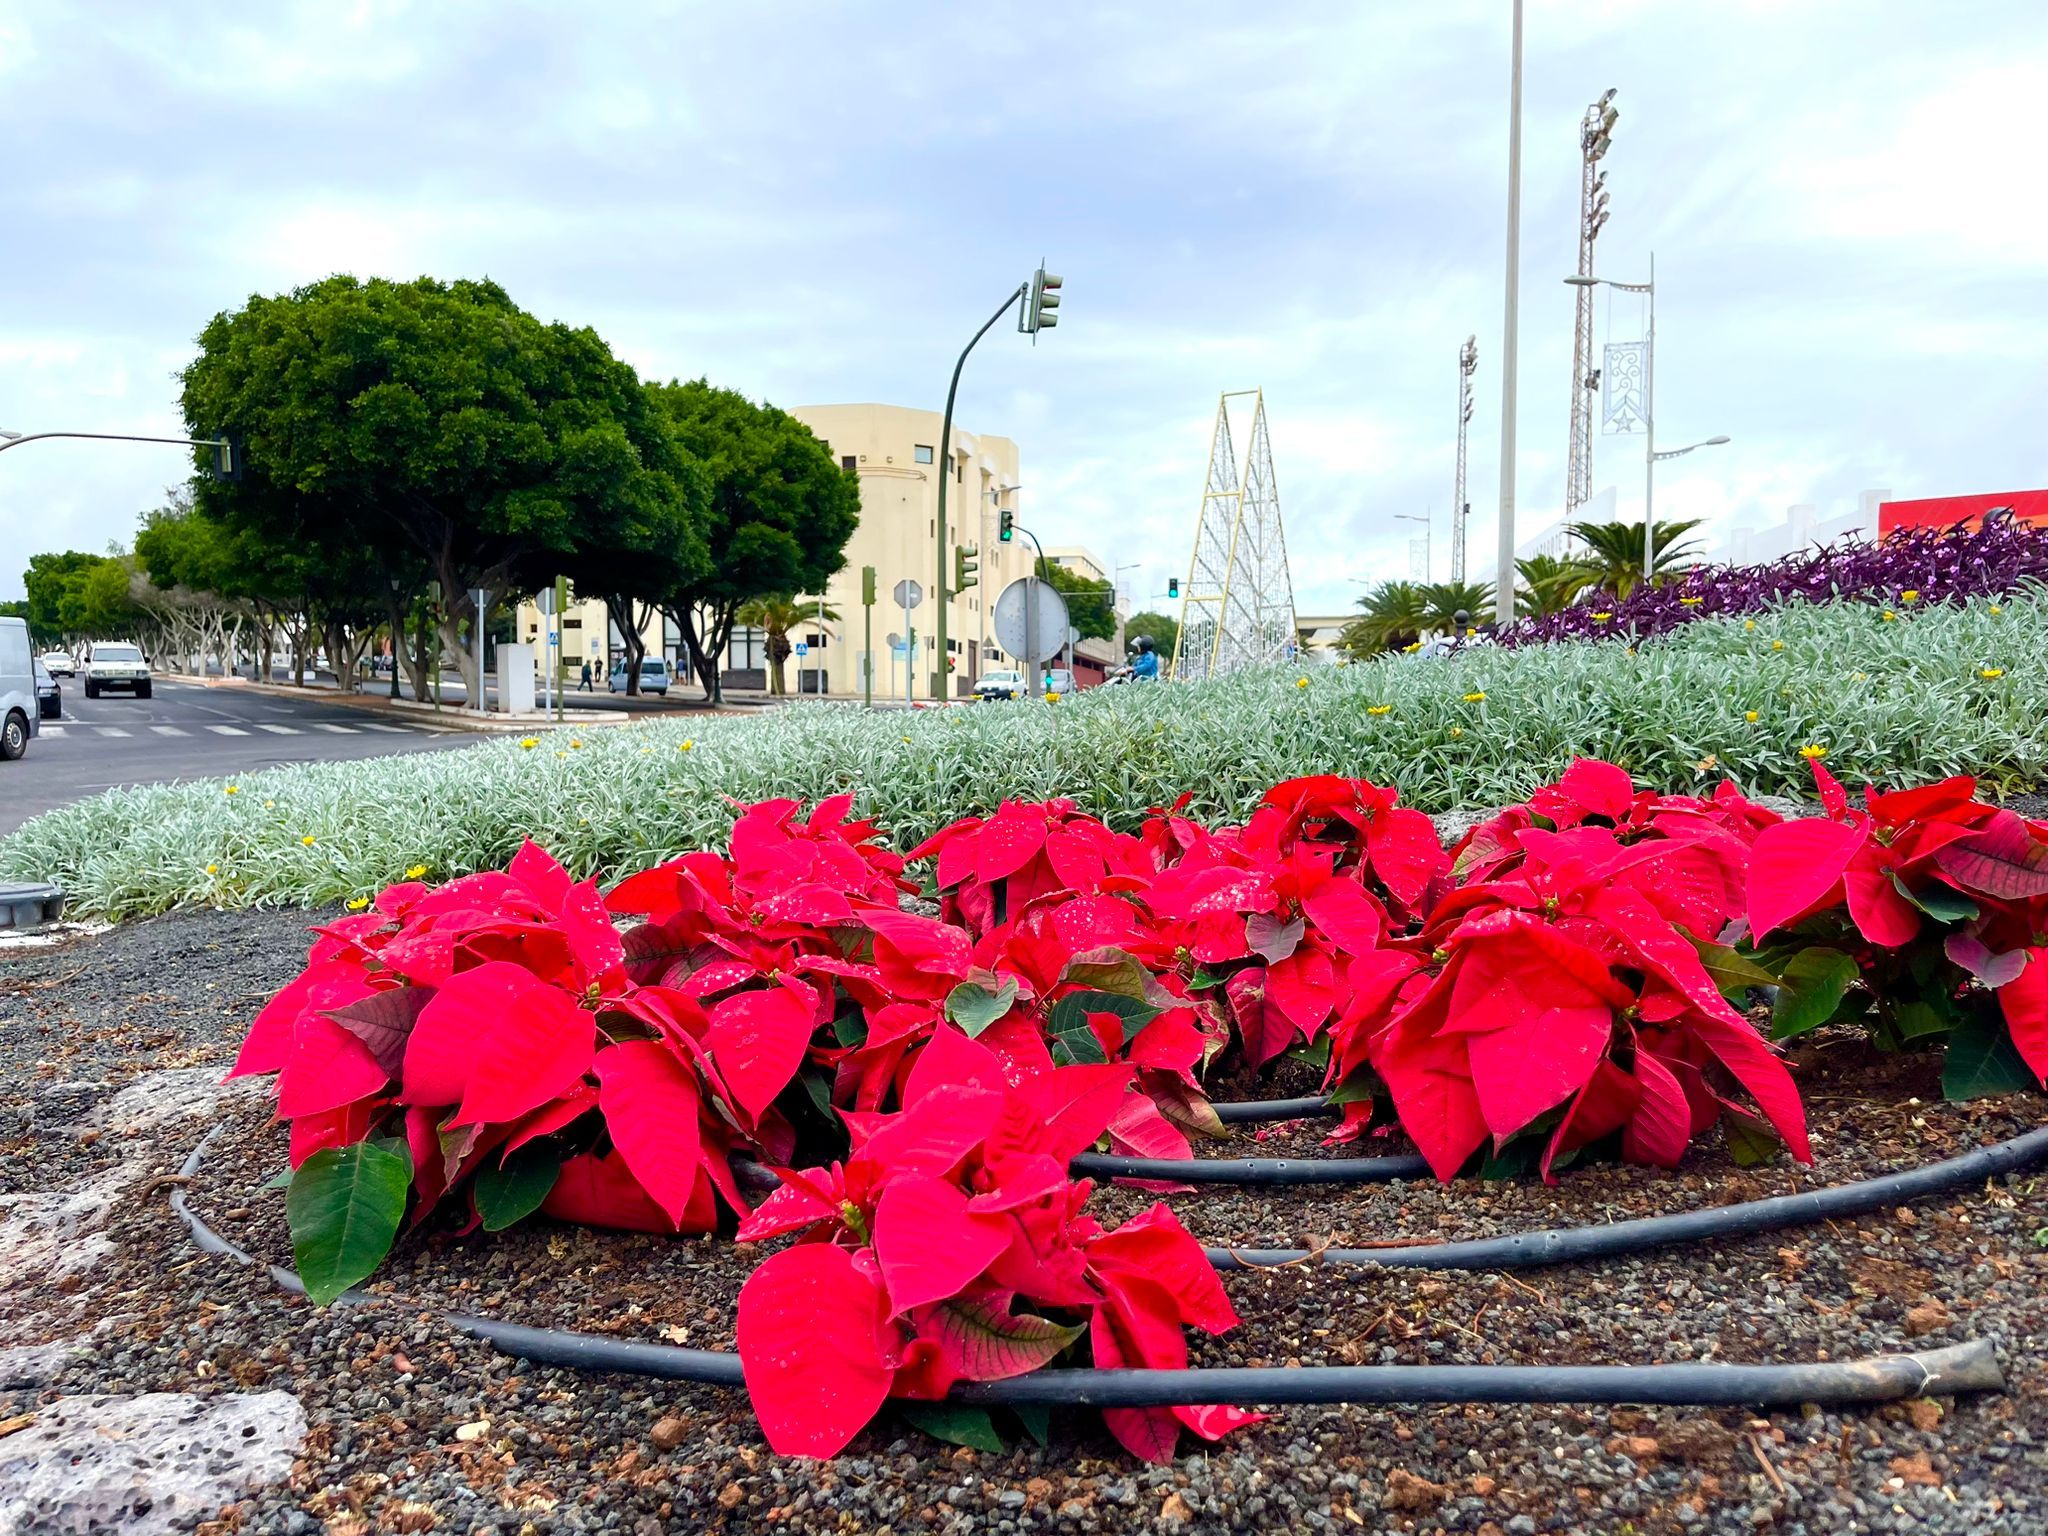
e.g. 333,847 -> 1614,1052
3,911 -> 2046,1536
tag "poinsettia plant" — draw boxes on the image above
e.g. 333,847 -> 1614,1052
1742,761 -> 2048,1099
735,1026 -> 1255,1461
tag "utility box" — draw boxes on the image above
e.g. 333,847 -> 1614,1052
499,642 -> 536,714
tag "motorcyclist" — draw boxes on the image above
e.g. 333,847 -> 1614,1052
1129,634 -> 1161,681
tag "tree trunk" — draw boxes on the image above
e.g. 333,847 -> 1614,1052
603,594 -> 646,697
412,607 -> 437,704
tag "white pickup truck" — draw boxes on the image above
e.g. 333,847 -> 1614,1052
83,641 -> 153,699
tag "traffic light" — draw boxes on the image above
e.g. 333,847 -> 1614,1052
953,543 -> 979,592
1168,576 -> 1180,599
998,506 -> 1014,543
861,565 -> 877,605
209,433 -> 243,483
1025,267 -> 1062,334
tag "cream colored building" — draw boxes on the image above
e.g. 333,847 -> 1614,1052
514,402 -> 1030,700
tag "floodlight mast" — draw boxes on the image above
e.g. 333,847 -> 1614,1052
1565,87 -> 1618,524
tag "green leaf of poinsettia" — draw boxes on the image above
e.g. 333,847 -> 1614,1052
899,1403 -> 1004,1452
922,1294 -> 1085,1379
944,977 -> 1019,1038
1770,948 -> 1862,1040
1046,990 -> 1157,1065
1687,936 -> 1781,1001
1012,1404 -> 1052,1446
1723,1106 -> 1784,1166
1941,1014 -> 2036,1101
473,1140 -> 563,1231
287,1141 -> 411,1305
1891,872 -> 1980,925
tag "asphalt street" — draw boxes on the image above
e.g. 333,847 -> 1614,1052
0,678 -> 473,836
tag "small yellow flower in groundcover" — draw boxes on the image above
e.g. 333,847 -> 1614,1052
1901,589 -> 1919,603
264,799 -> 275,809
1745,710 -> 1759,722
1680,596 -> 1702,606
204,863 -> 218,876
1367,704 -> 1393,716
1593,612 -> 1613,622
1800,744 -> 1828,760
1296,677 -> 1309,689
1744,619 -> 1756,631
520,737 -> 540,749
1981,667 -> 2005,678
1463,691 -> 1486,703
1990,604 -> 2004,615
224,784 -> 239,795
679,739 -> 694,751
1881,610 -> 1897,622
346,896 -> 370,912
301,835 -> 317,846
569,738 -> 583,749
405,864 -> 429,880
902,735 -> 913,744
1450,726 -> 1465,738
1771,639 -> 1785,651
1403,640 -> 1424,653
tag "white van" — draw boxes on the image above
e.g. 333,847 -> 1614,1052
1,616 -> 40,760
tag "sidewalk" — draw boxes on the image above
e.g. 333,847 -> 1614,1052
182,672 -> 780,732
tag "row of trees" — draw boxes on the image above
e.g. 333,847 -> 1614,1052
1337,518 -> 1705,657
19,275 -> 862,700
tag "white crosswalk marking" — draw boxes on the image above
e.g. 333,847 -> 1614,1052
206,725 -> 251,736
150,725 -> 190,736
254,723 -> 301,735
359,723 -> 410,733
42,724 -> 65,737
310,722 -> 360,734
95,726 -> 132,737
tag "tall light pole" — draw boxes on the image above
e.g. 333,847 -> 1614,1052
1451,336 -> 1478,581
1493,0 -> 1525,626
1567,258 -> 1661,578
1395,512 -> 1431,583
1652,434 -> 1730,463
1566,89 -> 1619,521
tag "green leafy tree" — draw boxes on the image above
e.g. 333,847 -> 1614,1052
1565,519 -> 1705,600
1033,560 -> 1117,643
1339,580 -> 1429,658
1125,609 -> 1179,662
24,552 -> 118,647
737,594 -> 842,696
181,275 -> 701,702
1515,552 -> 1598,617
648,380 -> 859,701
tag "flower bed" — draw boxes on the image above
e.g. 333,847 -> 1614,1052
228,763 -> 2048,1460
1506,517 -> 2048,646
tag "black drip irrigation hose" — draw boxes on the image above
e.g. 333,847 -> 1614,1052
443,1313 -> 2003,1410
1071,1151 -> 1431,1185
168,1122 -> 2029,1420
1212,1094 -> 1339,1125
1209,1123 -> 2048,1271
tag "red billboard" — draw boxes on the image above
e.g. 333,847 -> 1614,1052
1878,489 -> 2048,535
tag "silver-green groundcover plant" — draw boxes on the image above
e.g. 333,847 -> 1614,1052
2,593 -> 2040,919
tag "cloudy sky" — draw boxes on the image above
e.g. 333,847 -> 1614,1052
3,0 -> 2043,617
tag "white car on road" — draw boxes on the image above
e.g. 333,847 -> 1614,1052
83,641 -> 152,699
39,651 -> 75,678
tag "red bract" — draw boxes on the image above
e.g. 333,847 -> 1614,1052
1344,825 -> 1810,1181
735,1030 -> 1248,1461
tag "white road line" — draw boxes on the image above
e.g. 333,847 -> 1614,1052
95,726 -> 132,738
254,723 -> 301,735
206,724 -> 251,736
41,724 -> 65,737
150,725 -> 190,736
358,723 -> 411,733
310,722 -> 360,734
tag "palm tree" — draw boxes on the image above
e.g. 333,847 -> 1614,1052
1338,581 -> 1430,658
1514,553 -> 1598,618
1565,519 -> 1706,600
736,594 -> 841,696
1418,580 -> 1496,634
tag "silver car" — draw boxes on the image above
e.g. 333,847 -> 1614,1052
83,641 -> 152,699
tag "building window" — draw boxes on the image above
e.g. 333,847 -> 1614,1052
728,626 -> 768,670
805,633 -> 828,650
913,444 -> 934,465
841,455 -> 856,471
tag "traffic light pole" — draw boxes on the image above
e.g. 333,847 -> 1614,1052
934,282 -> 1028,702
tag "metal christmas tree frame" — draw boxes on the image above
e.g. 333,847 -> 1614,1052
1171,390 -> 1298,682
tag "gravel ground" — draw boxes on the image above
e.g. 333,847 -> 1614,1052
2,908 -> 2045,1536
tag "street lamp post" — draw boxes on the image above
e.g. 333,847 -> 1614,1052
1394,512 -> 1431,583
1566,257 -> 1663,577
1493,0 -> 1526,628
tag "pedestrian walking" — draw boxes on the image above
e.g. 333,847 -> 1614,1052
579,660 -> 593,692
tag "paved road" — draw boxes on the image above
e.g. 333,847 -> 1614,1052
0,679 -> 473,836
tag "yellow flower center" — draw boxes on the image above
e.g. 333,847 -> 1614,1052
1592,612 -> 1612,622
1450,726 -> 1464,738
1901,590 -> 1919,602
224,785 -> 239,795
1771,640 -> 1785,651
346,896 -> 370,912
204,863 -> 218,875
405,865 -> 428,880
680,740 -> 694,751
301,835 -> 317,846
1981,667 -> 2005,679
1989,604 -> 2004,615
1745,710 -> 1759,722
1881,610 -> 1897,621
520,737 -> 539,749
1295,677 -> 1309,688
